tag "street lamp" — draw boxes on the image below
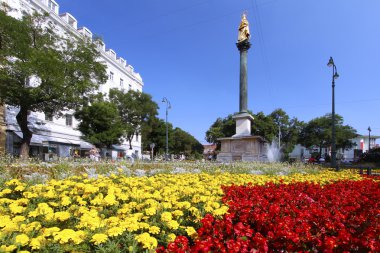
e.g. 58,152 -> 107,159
162,97 -> 171,160
368,126 -> 371,151
327,56 -> 339,169
150,143 -> 155,161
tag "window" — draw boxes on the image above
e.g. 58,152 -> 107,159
45,112 -> 53,121
135,133 -> 139,141
48,0 -> 57,12
109,72 -> 114,81
120,78 -> 124,86
66,114 -> 73,126
128,84 -> 132,90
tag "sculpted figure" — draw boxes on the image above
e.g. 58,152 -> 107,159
238,13 -> 250,43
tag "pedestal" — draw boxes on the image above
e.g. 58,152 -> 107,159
232,112 -> 254,137
217,135 -> 266,162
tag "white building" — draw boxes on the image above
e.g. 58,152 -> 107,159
2,0 -> 144,159
289,135 -> 380,162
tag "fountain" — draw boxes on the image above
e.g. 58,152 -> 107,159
266,140 -> 282,163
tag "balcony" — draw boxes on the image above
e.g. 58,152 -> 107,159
59,13 -> 77,29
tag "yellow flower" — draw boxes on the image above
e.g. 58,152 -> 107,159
2,221 -> 19,233
23,191 -> 38,198
53,229 -> 78,244
172,210 -> 184,217
54,211 -> 71,222
9,202 -> 25,214
107,226 -> 124,237
167,233 -> 176,242
42,227 -> 60,237
148,226 -> 160,234
61,196 -> 71,206
73,230 -> 87,244
212,205 -> 229,217
166,220 -> 179,230
135,232 -> 158,250
160,212 -> 172,222
103,194 -> 118,206
91,233 -> 108,245
145,207 -> 156,216
14,185 -> 25,192
29,237 -> 44,250
15,234 -> 29,246
0,215 -> 11,228
185,226 -> 197,238
0,245 -> 17,252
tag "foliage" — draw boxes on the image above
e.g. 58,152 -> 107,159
205,114 -> 235,148
299,114 -> 357,157
0,11 -> 107,158
171,127 -> 204,159
359,147 -> 380,163
269,109 -> 305,159
205,109 -> 303,160
160,179 -> 380,252
109,89 -> 158,150
142,117 -> 171,155
142,117 -> 203,159
74,97 -> 124,148
0,169 -> 364,252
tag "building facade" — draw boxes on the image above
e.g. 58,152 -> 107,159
2,0 -> 144,159
0,104 -> 6,154
289,135 -> 380,162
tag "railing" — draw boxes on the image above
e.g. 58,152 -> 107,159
340,166 -> 380,176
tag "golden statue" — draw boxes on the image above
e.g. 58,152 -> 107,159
238,13 -> 250,43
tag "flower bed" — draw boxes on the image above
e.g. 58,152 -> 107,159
161,179 -> 380,252
0,170 -> 370,252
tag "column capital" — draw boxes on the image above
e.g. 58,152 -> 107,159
236,40 -> 251,51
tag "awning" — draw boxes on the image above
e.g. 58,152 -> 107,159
112,144 -> 128,151
14,131 -> 80,146
80,140 -> 94,150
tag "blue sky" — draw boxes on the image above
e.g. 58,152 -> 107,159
58,0 -> 380,144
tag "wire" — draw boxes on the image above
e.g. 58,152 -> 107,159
130,0 -> 210,27
283,98 -> 380,109
250,0 -> 274,101
135,7 -> 248,41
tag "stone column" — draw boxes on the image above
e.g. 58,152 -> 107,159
237,40 -> 251,113
0,104 -> 6,154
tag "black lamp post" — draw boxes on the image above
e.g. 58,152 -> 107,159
150,143 -> 155,161
368,126 -> 371,151
327,57 -> 339,169
162,97 -> 171,160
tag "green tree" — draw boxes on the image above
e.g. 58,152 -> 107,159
252,111 -> 277,142
0,11 -> 107,158
205,114 -> 235,148
109,89 -> 158,150
269,109 -> 305,158
205,109 -> 303,160
206,111 -> 276,149
141,117 -> 169,156
142,117 -> 203,159
299,114 -> 357,157
171,127 -> 203,159
74,96 -> 124,148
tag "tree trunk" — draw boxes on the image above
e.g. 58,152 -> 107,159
127,136 -> 133,150
16,106 -> 32,159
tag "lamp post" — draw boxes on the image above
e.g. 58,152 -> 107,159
150,143 -> 155,161
368,126 -> 371,151
162,97 -> 171,160
327,57 -> 339,169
